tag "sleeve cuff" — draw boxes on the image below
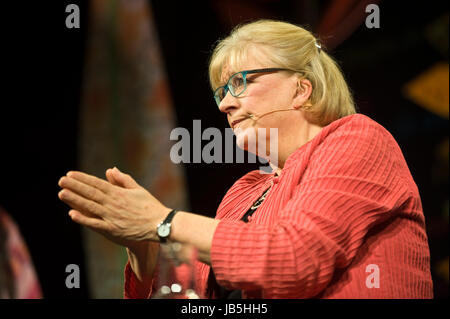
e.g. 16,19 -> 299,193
123,260 -> 154,299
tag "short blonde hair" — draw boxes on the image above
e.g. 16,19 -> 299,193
209,20 -> 356,126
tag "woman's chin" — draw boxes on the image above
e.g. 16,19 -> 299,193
234,127 -> 256,151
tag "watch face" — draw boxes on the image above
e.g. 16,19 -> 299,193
158,224 -> 171,238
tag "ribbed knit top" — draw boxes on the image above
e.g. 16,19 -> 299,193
124,114 -> 433,299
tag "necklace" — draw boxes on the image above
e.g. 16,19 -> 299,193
250,187 -> 271,210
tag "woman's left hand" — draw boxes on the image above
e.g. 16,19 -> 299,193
58,168 -> 171,247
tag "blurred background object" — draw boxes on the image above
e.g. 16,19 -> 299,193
0,0 -> 447,298
0,206 -> 42,298
78,0 -> 188,298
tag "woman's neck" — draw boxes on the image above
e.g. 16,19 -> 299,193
270,121 -> 323,175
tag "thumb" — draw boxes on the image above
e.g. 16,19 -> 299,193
107,167 -> 140,189
106,168 -> 120,186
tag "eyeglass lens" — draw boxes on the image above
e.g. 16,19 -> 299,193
214,72 -> 247,106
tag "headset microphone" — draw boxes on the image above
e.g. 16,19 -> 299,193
247,108 -> 301,123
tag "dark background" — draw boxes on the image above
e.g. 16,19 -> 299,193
0,0 -> 448,299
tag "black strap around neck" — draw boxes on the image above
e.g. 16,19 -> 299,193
240,187 -> 271,222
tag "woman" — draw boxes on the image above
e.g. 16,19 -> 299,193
58,20 -> 433,298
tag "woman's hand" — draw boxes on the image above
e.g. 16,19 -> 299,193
58,167 -> 171,248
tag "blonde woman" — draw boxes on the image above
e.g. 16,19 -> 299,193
58,20 -> 433,298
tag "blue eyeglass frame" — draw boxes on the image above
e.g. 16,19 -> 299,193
213,67 -> 292,106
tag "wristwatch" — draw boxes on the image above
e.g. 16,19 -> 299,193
156,209 -> 179,243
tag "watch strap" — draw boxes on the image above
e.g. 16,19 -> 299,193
163,209 -> 178,224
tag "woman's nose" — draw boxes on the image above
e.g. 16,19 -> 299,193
218,91 -> 239,114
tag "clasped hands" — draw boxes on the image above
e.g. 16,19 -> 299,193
58,167 -> 172,249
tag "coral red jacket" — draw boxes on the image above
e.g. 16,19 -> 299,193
124,114 -> 433,298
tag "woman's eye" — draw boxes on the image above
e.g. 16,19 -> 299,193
234,77 -> 244,86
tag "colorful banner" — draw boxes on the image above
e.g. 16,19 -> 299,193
79,0 -> 188,298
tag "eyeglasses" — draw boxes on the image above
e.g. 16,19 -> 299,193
213,68 -> 293,106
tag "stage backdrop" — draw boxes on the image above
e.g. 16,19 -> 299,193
79,0 -> 188,298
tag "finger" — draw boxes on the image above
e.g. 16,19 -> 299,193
58,192 -> 100,219
66,171 -> 113,194
68,209 -> 108,232
105,169 -> 119,186
111,167 -> 140,189
57,185 -> 95,218
59,189 -> 106,218
59,176 -> 105,204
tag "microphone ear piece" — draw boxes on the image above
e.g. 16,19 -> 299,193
302,102 -> 313,110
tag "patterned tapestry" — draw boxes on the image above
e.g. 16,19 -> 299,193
79,0 -> 188,298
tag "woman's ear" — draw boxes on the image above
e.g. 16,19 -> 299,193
293,78 -> 312,109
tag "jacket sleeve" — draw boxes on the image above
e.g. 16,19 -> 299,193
210,118 -> 414,298
123,260 -> 155,299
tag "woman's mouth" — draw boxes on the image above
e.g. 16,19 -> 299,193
231,117 -> 248,128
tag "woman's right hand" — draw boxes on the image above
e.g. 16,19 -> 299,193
105,168 -> 160,281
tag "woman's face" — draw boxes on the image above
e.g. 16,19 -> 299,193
218,54 -> 305,159
219,63 -> 297,130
